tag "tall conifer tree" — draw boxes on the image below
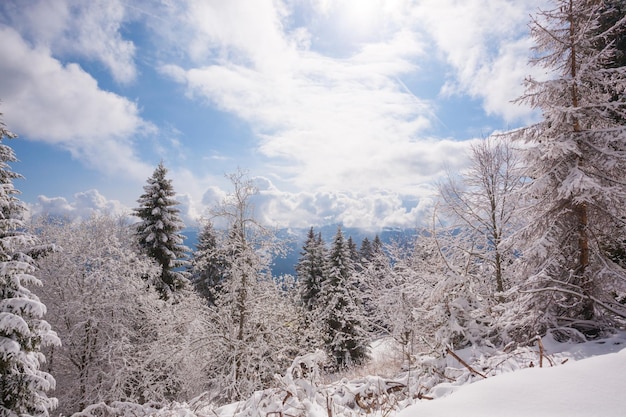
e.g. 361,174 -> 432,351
296,227 -> 327,312
134,162 -> 189,300
319,227 -> 369,369
359,237 -> 373,265
190,220 -> 227,305
513,0 -> 626,337
0,112 -> 60,416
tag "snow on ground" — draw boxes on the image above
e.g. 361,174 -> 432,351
73,332 -> 626,417
398,332 -> 626,417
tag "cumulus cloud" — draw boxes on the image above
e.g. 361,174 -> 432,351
158,0 -> 541,205
204,176 -> 439,231
153,0 -> 528,228
28,176 -> 440,230
2,0 -> 549,230
201,186 -> 228,209
174,193 -> 201,228
412,0 -> 547,123
31,189 -> 129,221
159,3 -> 437,195
0,25 -> 154,181
30,188 -> 208,233
1,0 -> 136,84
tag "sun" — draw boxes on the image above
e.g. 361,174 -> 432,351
327,0 -> 388,42
341,0 -> 381,31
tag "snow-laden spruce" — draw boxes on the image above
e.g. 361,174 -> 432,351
134,162 -> 190,300
319,226 -> 369,370
0,111 -> 60,416
509,0 -> 626,338
189,219 -> 225,306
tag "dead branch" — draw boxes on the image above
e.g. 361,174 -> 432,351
445,347 -> 488,379
354,393 -> 374,414
416,391 -> 434,400
326,393 -> 333,417
536,336 -> 544,368
432,368 -> 456,382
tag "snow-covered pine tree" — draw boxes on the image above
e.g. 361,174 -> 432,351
359,237 -> 373,264
511,0 -> 626,338
134,162 -> 189,300
368,235 -> 385,275
296,227 -> 327,313
189,219 -> 227,305
358,234 -> 389,333
295,227 -> 327,353
347,236 -> 359,267
0,112 -> 60,416
319,226 -> 369,370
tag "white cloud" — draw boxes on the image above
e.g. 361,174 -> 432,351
174,193 -> 201,228
31,186 -> 205,230
160,17 -> 436,194
204,176 -> 439,231
158,0 -> 543,205
1,0 -> 136,84
3,0 -> 550,230
0,25 -> 154,181
155,0 -> 529,229
412,0 -> 547,123
183,0 -> 291,70
201,186 -> 228,209
31,189 -> 129,221
28,181 -> 437,230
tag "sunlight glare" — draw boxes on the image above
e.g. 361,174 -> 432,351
333,0 -> 387,41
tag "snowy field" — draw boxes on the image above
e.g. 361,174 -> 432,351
398,332 -> 626,417
75,332 -> 626,417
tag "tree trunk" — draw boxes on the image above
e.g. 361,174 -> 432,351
569,0 -> 593,320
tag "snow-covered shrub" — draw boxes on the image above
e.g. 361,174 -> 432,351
32,215 -> 211,415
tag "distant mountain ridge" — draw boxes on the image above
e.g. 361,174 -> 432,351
182,225 -> 418,277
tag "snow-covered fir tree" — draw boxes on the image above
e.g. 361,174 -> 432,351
296,227 -> 327,313
189,219 -> 227,305
358,234 -> 388,333
319,226 -> 369,369
371,235 -> 385,269
0,112 -> 60,416
134,162 -> 190,300
295,227 -> 328,352
358,237 -> 373,264
347,236 -> 359,266
511,0 -> 626,338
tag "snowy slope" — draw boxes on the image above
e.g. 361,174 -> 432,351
398,338 -> 626,417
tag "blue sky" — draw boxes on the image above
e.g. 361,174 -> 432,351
0,0 -> 546,230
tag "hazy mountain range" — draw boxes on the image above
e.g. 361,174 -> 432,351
182,225 -> 418,276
